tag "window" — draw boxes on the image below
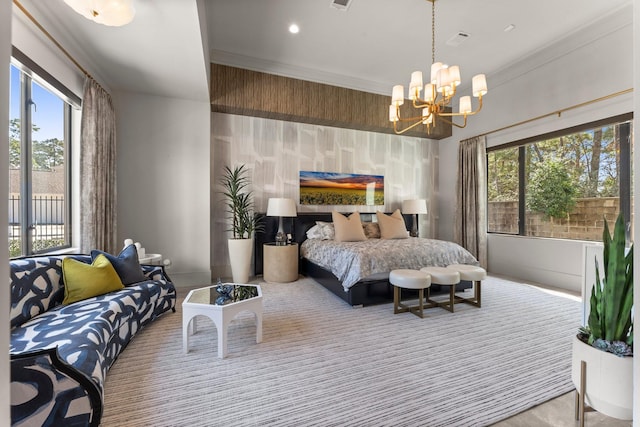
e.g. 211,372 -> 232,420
9,59 -> 74,256
487,114 -> 633,242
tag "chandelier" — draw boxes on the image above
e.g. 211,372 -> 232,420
63,0 -> 135,27
389,0 -> 487,134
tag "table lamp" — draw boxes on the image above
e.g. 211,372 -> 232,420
402,199 -> 428,237
267,198 -> 297,245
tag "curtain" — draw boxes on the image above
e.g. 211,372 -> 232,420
454,135 -> 487,268
79,78 -> 117,254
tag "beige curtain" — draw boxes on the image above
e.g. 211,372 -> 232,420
79,78 -> 117,254
454,135 -> 487,268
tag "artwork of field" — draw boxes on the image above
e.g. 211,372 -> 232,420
299,171 -> 384,205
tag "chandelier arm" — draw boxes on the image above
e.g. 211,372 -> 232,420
434,114 -> 468,129
393,117 -> 432,135
436,95 -> 484,117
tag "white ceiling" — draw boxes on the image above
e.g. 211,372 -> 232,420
13,0 -> 632,102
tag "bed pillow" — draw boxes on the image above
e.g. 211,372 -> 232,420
315,221 -> 335,240
306,224 -> 324,239
362,222 -> 381,239
332,211 -> 367,242
62,254 -> 124,305
91,244 -> 147,285
376,209 -> 409,239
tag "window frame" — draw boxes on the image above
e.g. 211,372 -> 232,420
10,50 -> 78,256
487,112 -> 633,240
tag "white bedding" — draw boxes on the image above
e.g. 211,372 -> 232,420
300,237 -> 479,291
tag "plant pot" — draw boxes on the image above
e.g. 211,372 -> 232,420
571,335 -> 633,420
228,238 -> 253,283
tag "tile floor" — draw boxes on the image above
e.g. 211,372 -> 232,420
493,391 -> 632,426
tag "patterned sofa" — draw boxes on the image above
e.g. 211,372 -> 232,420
9,254 -> 177,427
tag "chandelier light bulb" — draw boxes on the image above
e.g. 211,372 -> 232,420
430,62 -> 443,84
472,74 -> 488,97
459,96 -> 472,114
391,85 -> 405,106
389,105 -> 399,122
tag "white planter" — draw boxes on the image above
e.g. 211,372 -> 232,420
228,238 -> 253,283
571,335 -> 633,420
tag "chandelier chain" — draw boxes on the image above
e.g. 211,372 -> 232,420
431,0 -> 435,64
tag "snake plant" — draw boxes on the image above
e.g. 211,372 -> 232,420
582,213 -> 633,356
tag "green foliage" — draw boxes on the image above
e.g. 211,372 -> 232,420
9,118 -> 64,170
586,214 -> 633,346
487,148 -> 519,202
9,237 -> 66,257
220,165 -> 263,239
526,160 -> 577,219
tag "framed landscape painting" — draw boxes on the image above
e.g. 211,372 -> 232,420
299,171 -> 384,205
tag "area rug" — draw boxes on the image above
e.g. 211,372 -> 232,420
101,276 -> 581,427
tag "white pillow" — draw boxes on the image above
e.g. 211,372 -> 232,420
332,211 -> 367,242
315,221 -> 335,240
376,209 -> 409,239
306,224 -> 325,240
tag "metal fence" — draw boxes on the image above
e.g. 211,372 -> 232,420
9,195 -> 66,255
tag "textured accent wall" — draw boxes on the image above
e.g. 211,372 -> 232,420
210,64 -> 452,140
211,112 -> 439,279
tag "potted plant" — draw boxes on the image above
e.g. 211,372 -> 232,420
572,213 -> 633,421
220,164 -> 263,283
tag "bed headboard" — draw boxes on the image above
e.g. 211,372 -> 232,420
253,212 -> 414,275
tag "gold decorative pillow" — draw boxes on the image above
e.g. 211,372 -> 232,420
376,209 -> 409,239
332,211 -> 367,242
62,254 -> 124,305
362,222 -> 381,239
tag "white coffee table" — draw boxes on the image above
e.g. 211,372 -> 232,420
182,283 -> 263,358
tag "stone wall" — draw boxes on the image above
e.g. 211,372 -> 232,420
488,197 -> 622,241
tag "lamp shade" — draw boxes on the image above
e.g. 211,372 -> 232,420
64,0 -> 135,26
402,199 -> 428,215
267,198 -> 297,217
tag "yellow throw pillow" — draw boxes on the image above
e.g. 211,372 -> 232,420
332,211 -> 367,242
376,209 -> 409,239
62,254 -> 124,305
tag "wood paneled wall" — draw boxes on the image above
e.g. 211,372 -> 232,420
210,63 -> 452,140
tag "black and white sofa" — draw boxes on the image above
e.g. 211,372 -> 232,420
9,253 -> 176,426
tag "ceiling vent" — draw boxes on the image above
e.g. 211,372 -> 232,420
330,0 -> 352,11
446,32 -> 470,47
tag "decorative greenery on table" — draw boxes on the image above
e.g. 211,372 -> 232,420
220,164 -> 264,239
579,213 -> 633,357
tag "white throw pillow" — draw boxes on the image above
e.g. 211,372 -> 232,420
306,224 -> 324,240
376,209 -> 409,239
332,211 -> 367,242
315,221 -> 335,240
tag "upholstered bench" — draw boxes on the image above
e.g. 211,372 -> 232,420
420,266 -> 460,312
389,269 -> 431,318
446,264 -> 486,308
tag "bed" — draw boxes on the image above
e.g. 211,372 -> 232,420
254,212 -> 479,307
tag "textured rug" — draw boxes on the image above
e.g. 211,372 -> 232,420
101,276 -> 581,427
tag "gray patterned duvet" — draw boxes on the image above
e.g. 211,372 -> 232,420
301,237 -> 479,290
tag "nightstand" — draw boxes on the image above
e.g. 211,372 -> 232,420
263,243 -> 298,283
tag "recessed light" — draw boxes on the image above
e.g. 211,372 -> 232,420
289,23 -> 300,34
504,24 -> 516,33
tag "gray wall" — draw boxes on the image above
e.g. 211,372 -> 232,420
115,91 -> 211,286
211,112 -> 438,279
